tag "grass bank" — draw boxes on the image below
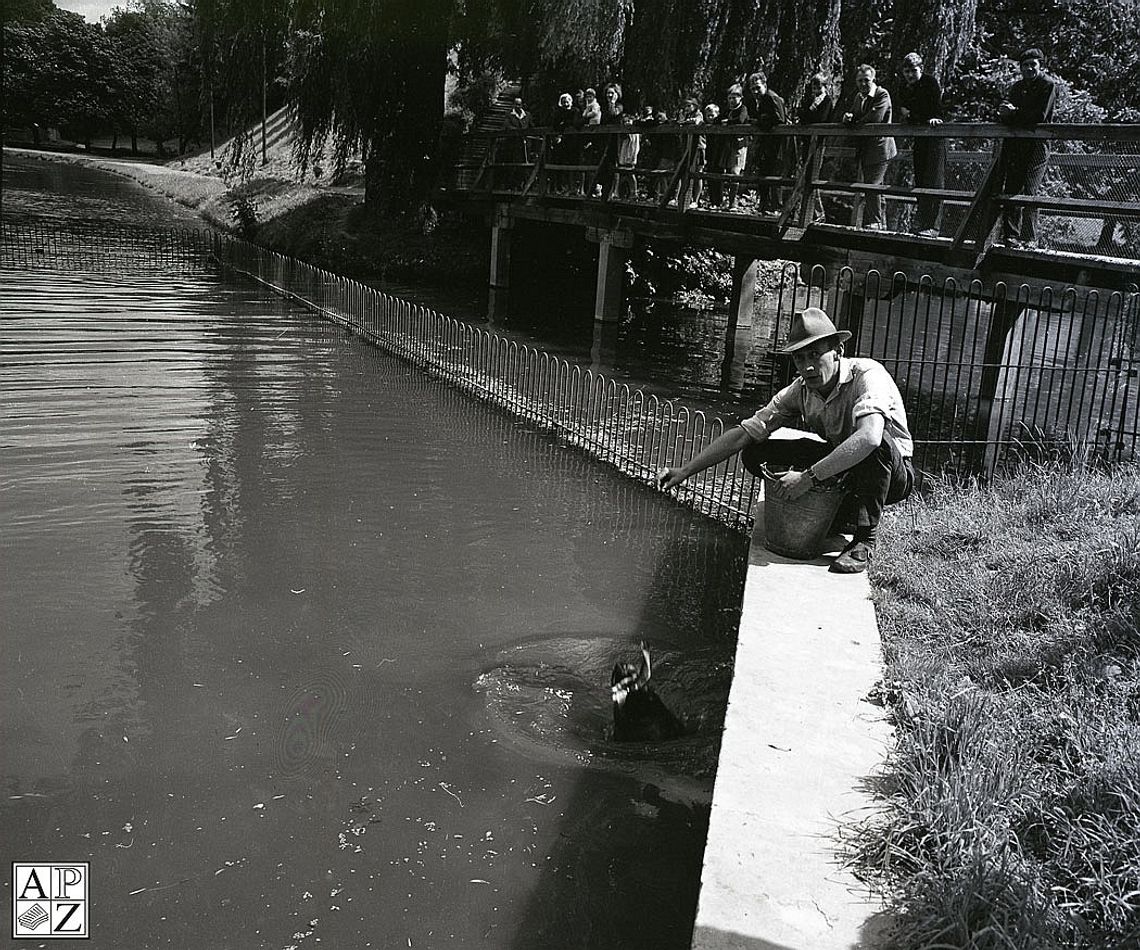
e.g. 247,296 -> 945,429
855,460 -> 1140,949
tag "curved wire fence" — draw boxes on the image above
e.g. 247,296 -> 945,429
0,219 -> 760,533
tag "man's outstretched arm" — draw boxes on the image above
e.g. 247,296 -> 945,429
657,425 -> 757,490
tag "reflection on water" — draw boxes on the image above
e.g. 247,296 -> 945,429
3,151 -> 777,423
0,252 -> 747,948
3,151 -> 205,229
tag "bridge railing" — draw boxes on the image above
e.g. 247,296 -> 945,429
443,123 -> 1140,261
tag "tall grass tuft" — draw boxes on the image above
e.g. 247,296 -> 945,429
850,460 -> 1140,949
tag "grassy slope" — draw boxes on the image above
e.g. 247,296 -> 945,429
856,461 -> 1140,949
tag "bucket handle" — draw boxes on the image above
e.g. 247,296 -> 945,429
757,462 -> 847,492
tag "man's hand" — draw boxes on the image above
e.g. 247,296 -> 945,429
777,468 -> 815,500
657,467 -> 687,490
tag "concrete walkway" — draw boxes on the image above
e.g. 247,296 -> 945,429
691,491 -> 894,950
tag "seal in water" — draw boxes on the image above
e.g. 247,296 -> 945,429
611,640 -> 685,742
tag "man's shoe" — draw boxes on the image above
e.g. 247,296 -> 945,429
830,540 -> 873,574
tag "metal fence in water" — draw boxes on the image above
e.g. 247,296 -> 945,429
208,233 -> 760,529
3,220 -> 1138,532
0,218 -> 211,273
0,220 -> 759,531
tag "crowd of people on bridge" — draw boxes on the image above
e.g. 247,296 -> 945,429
503,48 -> 1058,246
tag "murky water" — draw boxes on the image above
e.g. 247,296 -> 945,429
1,183 -> 748,946
4,151 -> 773,421
2,152 -> 206,229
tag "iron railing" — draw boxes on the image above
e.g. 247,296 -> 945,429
763,263 -> 1140,472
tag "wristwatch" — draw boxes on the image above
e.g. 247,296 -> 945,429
806,465 -> 819,484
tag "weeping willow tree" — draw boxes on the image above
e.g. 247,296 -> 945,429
619,0 -> 846,108
194,0 -> 289,170
203,0 -> 982,214
889,0 -> 978,85
288,0 -> 452,216
504,0 -> 975,117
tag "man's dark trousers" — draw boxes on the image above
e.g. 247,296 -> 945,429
741,434 -> 914,542
1000,141 -> 1049,241
913,138 -> 946,232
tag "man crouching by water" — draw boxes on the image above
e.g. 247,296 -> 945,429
658,307 -> 915,573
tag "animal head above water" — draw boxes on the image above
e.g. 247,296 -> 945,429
611,640 -> 652,705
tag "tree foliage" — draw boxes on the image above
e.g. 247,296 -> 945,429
194,0 -> 289,164
5,0 -> 1137,216
2,7 -> 116,143
287,0 -> 452,216
104,1 -> 190,152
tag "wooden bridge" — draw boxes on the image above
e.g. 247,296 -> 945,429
439,122 -> 1140,324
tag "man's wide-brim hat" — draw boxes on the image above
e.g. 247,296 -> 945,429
778,307 -> 851,354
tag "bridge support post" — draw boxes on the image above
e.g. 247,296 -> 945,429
488,205 -> 514,321
977,298 -> 1028,475
728,255 -> 758,330
587,228 -> 634,323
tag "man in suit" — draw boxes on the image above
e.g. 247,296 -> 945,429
843,65 -> 896,230
746,71 -> 788,213
997,48 -> 1058,246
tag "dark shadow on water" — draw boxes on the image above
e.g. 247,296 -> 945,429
502,535 -> 744,948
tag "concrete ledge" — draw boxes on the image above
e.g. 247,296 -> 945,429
691,493 -> 894,950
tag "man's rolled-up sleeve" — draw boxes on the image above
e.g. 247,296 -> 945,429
740,381 -> 801,441
849,364 -> 902,429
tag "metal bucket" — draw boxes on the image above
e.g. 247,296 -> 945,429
759,467 -> 848,559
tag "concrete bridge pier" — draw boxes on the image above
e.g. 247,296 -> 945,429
979,298 -> 1029,473
727,254 -> 759,331
488,204 -> 514,321
720,254 -> 761,391
587,227 -> 634,323
834,277 -> 869,349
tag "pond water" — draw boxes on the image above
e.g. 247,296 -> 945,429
1,161 -> 748,948
3,152 -> 776,423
